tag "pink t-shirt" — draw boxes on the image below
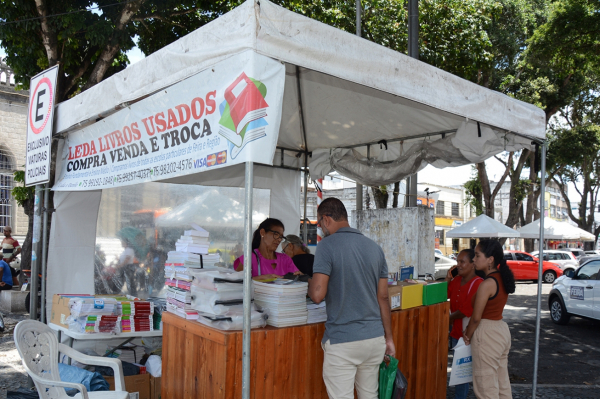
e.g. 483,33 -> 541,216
234,250 -> 299,277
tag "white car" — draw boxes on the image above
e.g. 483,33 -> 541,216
548,259 -> 600,324
531,250 -> 579,275
435,249 -> 443,256
434,255 -> 457,280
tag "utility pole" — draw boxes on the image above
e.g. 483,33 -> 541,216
406,0 -> 419,207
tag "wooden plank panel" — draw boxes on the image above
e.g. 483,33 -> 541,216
263,329 -> 276,399
317,323 -> 327,398
249,329 -> 259,398
307,323 -> 321,397
162,312 -> 227,345
436,302 -> 450,399
183,330 -> 196,399
404,308 -> 418,399
424,304 -> 440,399
253,331 -> 267,398
413,306 -> 429,399
224,334 -> 238,399
294,325 -> 309,399
234,332 -> 243,399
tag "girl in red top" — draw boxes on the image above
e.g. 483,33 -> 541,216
445,249 -> 483,399
464,239 -> 516,399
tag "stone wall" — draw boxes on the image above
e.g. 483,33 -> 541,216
0,59 -> 29,236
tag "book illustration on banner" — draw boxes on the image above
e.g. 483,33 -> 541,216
218,72 -> 269,159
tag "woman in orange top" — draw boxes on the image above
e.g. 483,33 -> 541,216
445,249 -> 483,399
464,240 -> 516,399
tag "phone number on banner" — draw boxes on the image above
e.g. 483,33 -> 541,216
152,159 -> 193,177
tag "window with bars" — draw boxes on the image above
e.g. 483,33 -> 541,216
436,200 -> 445,215
0,150 -> 13,231
451,202 -> 460,216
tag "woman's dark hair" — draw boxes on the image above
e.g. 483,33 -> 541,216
252,218 -> 285,250
476,239 -> 516,294
459,248 -> 475,262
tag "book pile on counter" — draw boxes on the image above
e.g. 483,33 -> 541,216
254,280 -> 308,327
66,297 -> 154,334
163,224 -> 216,320
307,299 -> 327,324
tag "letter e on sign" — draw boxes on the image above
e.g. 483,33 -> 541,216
25,65 -> 59,186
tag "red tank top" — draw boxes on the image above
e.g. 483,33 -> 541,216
481,272 -> 508,320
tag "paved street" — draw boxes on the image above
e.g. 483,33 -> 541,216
447,282 -> 600,398
0,312 -> 30,399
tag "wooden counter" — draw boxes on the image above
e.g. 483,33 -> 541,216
162,301 -> 449,399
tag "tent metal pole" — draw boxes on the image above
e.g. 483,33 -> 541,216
242,161 -> 254,399
40,183 -> 50,323
407,0 -> 419,207
532,141 -> 546,398
355,0 -> 364,212
29,185 -> 43,321
303,156 -> 309,242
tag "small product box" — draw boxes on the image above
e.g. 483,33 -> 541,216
388,282 -> 423,310
421,281 -> 448,305
399,266 -> 415,281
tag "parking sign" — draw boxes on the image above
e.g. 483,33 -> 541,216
25,65 -> 59,186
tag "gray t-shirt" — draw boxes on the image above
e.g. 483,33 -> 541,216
313,227 -> 388,344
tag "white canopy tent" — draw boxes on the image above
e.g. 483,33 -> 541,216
45,1 -> 549,397
446,214 -> 521,238
518,218 -> 595,241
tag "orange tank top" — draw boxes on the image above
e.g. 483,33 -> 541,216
481,272 -> 508,320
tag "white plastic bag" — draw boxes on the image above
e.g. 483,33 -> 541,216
145,355 -> 162,377
449,338 -> 473,386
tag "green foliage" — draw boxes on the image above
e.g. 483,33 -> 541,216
464,168 -> 484,216
11,170 -> 34,208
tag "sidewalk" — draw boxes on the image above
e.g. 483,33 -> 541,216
0,312 -> 29,399
447,384 -> 600,398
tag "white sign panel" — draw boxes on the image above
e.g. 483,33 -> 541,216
25,65 -> 59,186
54,52 -> 285,191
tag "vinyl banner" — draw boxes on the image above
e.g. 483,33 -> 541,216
54,51 -> 285,191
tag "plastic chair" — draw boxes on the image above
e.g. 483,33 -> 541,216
13,320 -> 128,399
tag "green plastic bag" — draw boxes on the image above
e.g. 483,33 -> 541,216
379,355 -> 399,399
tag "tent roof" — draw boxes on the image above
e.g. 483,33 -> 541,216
54,0 -> 546,156
446,214 -> 521,238
518,219 -> 595,241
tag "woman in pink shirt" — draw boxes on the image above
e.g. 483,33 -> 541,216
234,218 -> 299,280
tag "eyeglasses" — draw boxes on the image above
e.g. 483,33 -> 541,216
265,229 -> 286,241
317,214 -> 332,226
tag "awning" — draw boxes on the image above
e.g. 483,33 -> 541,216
446,214 -> 521,238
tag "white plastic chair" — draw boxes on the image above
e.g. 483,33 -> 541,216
14,320 -> 128,399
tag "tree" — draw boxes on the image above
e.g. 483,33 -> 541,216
547,83 -> 600,243
11,171 -> 34,273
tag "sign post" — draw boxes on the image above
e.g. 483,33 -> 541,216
25,65 -> 58,321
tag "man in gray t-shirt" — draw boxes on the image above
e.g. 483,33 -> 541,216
308,198 -> 395,399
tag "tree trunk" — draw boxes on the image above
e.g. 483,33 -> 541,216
392,182 -> 400,208
476,162 -> 494,217
371,186 -> 389,209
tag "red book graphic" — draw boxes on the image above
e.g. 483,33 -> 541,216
224,72 -> 268,132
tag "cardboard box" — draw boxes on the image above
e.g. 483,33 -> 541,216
388,282 -> 423,310
150,376 -> 161,399
422,281 -> 448,305
50,294 -> 92,327
105,373 -> 150,399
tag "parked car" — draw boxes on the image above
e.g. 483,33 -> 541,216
435,249 -> 443,256
548,259 -> 600,324
503,250 -> 563,283
434,255 -> 457,280
584,250 -> 600,256
567,248 -> 586,259
530,250 -> 579,275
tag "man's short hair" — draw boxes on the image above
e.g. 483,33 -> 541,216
318,198 -> 348,222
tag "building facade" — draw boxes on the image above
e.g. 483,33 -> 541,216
0,58 -> 29,237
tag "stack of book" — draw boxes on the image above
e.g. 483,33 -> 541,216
307,299 -> 327,324
119,301 -> 154,332
253,280 -> 309,328
69,297 -> 119,318
166,286 -> 198,320
175,223 -> 210,255
70,315 -> 121,334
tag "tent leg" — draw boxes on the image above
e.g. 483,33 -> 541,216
532,142 -> 546,398
30,185 -> 43,321
303,157 -> 309,243
242,161 -> 254,399
40,183 -> 50,323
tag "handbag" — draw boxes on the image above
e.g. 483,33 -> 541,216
391,367 -> 408,399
